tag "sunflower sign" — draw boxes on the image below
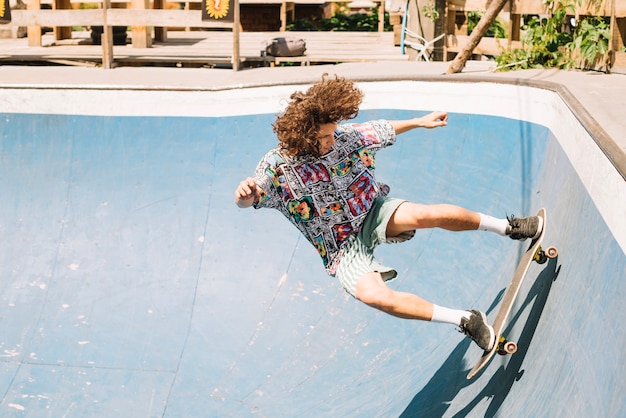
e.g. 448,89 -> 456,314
1,0 -> 11,24
201,0 -> 234,22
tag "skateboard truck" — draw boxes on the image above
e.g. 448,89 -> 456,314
496,335 -> 518,355
533,245 -> 559,264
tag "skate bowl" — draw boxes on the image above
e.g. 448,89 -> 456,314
0,78 -> 624,417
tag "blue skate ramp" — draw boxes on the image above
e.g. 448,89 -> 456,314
0,80 -> 624,417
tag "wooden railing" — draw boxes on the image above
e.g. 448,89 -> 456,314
10,0 -> 232,45
3,0 -> 387,68
3,0 -> 626,71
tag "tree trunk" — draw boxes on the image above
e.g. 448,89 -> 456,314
446,0 -> 509,74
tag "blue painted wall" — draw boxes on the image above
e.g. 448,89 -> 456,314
0,109 -> 623,417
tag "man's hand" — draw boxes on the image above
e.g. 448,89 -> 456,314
391,111 -> 448,134
419,111 -> 448,128
235,177 -> 258,208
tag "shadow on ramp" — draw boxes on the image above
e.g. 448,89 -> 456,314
401,257 -> 561,417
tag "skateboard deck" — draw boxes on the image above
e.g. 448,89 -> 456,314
467,208 -> 557,379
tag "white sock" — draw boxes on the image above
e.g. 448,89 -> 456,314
478,213 -> 508,236
431,305 -> 471,326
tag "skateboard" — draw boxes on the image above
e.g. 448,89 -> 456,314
467,208 -> 558,380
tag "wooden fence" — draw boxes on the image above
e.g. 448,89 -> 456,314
2,0 -> 392,68
2,0 -> 625,71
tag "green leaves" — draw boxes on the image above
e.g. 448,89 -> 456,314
495,0 -> 611,71
286,10 -> 392,32
569,16 -> 611,68
468,11 -> 507,39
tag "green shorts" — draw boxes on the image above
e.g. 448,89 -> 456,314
334,197 -> 415,298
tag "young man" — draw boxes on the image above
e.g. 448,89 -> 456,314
234,75 -> 542,351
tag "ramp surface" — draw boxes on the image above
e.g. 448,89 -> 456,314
0,81 -> 624,417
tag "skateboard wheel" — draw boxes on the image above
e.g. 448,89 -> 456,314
504,341 -> 518,354
546,246 -> 558,259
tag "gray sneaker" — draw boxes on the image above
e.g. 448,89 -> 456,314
459,310 -> 496,351
506,215 -> 543,240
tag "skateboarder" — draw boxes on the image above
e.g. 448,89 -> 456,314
234,75 -> 543,351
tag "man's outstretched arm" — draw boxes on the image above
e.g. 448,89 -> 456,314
389,111 -> 448,134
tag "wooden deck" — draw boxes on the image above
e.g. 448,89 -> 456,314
0,30 -> 409,68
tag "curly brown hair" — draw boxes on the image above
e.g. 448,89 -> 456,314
273,75 -> 363,157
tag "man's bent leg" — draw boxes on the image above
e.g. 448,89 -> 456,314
355,272 -> 496,350
355,272 -> 470,324
355,272 -> 434,320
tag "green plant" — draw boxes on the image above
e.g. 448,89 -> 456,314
421,1 -> 439,22
286,10 -> 392,32
317,13 -> 376,31
468,11 -> 507,38
569,16 -> 611,68
495,0 -> 614,71
286,18 -> 317,31
495,0 -> 576,71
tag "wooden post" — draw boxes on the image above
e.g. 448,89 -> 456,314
433,0 -> 446,61
131,0 -> 152,47
102,0 -> 113,68
154,0 -> 166,42
280,2 -> 295,32
280,1 -> 286,31
53,0 -> 72,41
378,1 -> 384,33
613,17 -> 626,72
27,0 -> 40,47
233,0 -> 240,71
508,0 -> 520,44
444,0 -> 455,60
608,0 -> 616,71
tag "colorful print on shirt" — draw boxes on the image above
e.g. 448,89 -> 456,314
253,120 -> 396,272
